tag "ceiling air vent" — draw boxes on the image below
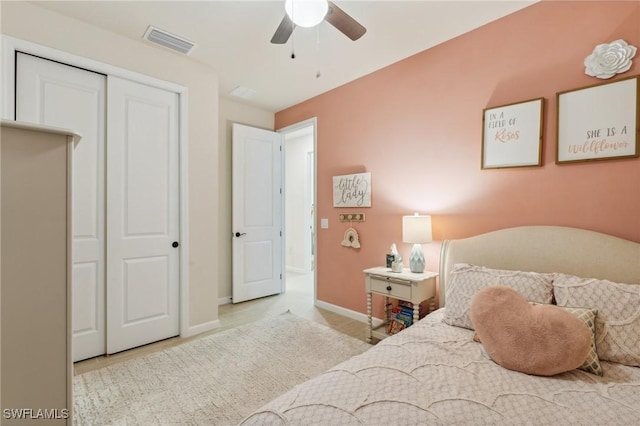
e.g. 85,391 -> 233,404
230,86 -> 257,100
143,25 -> 196,55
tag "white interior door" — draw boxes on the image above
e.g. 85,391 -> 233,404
106,76 -> 180,354
232,124 -> 283,303
15,53 -> 107,361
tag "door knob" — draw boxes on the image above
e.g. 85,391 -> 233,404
234,232 -> 247,238
172,241 -> 179,248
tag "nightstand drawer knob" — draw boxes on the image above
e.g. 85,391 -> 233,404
386,285 -> 392,291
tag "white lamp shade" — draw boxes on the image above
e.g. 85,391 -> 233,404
402,214 -> 433,244
285,0 -> 328,27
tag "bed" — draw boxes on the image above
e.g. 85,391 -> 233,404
241,226 -> 640,425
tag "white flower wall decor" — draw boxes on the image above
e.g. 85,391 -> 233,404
584,39 -> 637,79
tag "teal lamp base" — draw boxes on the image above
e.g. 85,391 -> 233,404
409,243 -> 425,273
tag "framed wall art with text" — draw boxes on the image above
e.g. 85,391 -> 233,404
482,97 -> 544,169
332,172 -> 371,208
556,75 -> 639,164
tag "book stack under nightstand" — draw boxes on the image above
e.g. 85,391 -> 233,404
364,267 -> 438,343
387,300 -> 425,335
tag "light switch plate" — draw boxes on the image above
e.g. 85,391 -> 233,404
320,218 -> 329,229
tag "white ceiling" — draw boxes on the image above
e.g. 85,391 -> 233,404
31,1 -> 537,112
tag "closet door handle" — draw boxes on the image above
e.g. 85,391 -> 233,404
234,232 -> 247,238
172,241 -> 179,248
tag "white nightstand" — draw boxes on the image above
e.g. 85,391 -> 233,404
364,267 -> 438,343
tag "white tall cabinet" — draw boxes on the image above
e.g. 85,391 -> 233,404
1,120 -> 79,425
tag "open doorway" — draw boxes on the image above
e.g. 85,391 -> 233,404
281,119 -> 316,299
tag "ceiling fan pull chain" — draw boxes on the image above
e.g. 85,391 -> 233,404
291,28 -> 296,59
291,0 -> 295,58
316,25 -> 321,78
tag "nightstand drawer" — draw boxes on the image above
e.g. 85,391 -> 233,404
370,276 -> 412,300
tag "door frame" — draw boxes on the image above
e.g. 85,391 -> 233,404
278,117 -> 317,302
1,35 -> 192,338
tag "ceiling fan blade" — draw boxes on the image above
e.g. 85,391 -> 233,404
271,15 -> 295,44
325,1 -> 366,41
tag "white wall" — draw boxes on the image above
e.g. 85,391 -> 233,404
1,1 -> 219,328
285,133 -> 314,273
218,97 -> 275,303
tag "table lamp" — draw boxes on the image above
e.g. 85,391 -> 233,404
402,213 -> 432,273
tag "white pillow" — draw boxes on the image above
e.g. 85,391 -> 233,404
553,273 -> 640,367
443,263 -> 554,330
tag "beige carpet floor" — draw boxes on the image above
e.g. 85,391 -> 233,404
73,311 -> 371,425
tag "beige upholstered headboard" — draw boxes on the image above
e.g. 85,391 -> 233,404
439,226 -> 640,308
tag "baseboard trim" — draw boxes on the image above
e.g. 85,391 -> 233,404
314,300 -> 383,328
218,296 -> 232,305
183,319 -> 221,338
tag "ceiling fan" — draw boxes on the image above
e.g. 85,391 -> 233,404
271,0 -> 366,44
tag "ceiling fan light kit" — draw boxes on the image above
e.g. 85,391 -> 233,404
285,0 -> 329,28
271,0 -> 366,44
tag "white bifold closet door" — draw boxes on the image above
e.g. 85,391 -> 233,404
105,76 -> 180,355
16,53 -> 180,360
16,53 -> 107,361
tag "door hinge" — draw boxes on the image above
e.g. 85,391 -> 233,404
279,230 -> 282,237
280,273 -> 282,280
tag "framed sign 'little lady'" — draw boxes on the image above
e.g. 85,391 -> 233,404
333,172 -> 371,207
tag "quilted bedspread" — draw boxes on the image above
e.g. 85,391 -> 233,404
241,310 -> 640,425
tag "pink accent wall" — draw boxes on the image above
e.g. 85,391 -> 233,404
275,1 -> 640,316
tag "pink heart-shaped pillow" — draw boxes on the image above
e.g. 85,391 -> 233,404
470,285 -> 591,376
